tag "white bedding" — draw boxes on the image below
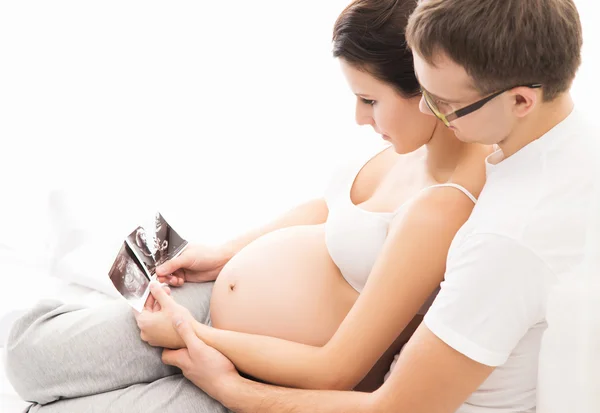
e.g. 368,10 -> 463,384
0,185 -> 237,412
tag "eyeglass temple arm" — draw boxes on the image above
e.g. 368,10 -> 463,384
448,83 -> 542,122
449,90 -> 506,120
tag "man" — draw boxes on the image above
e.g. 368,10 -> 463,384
157,0 -> 597,412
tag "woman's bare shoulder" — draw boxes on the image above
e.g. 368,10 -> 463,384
389,184 -> 476,243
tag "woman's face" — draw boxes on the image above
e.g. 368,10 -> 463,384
339,59 -> 437,154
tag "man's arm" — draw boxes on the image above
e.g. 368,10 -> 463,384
220,378 -> 373,413
216,325 -> 494,413
163,233 -> 546,413
207,234 -> 548,412
161,309 -> 495,413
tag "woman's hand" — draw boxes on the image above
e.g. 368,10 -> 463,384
135,282 -> 196,349
155,244 -> 231,286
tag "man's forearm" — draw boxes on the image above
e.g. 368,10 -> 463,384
218,376 -> 378,413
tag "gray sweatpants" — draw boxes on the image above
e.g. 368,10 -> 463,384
5,282 -> 229,413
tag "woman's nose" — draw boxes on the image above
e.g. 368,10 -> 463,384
355,104 -> 374,127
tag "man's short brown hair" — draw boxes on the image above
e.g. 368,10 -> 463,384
406,0 -> 583,101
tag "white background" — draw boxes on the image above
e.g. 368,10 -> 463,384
0,0 -> 598,294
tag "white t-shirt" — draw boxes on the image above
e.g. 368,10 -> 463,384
424,109 -> 597,413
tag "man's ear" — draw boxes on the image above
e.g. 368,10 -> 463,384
510,86 -> 540,118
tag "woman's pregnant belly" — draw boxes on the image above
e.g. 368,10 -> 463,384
210,224 -> 359,346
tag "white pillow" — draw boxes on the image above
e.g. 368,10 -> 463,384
47,188 -> 156,296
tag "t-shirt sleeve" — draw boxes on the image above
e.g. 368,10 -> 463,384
424,233 -> 551,366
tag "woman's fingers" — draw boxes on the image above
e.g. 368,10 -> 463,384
160,270 -> 185,287
156,253 -> 193,277
149,282 -> 174,308
144,294 -> 156,312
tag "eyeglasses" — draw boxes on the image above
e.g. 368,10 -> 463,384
421,83 -> 542,127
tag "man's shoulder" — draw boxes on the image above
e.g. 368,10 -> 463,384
450,109 -> 597,274
453,189 -> 591,278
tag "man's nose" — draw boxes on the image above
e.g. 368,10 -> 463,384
419,96 -> 434,117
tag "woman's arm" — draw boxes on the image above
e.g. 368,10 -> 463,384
221,198 -> 329,258
156,198 -> 329,286
194,188 -> 476,390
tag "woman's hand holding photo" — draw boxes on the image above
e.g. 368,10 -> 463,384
135,282 -> 195,349
156,244 -> 232,286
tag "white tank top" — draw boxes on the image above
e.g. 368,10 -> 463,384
324,145 -> 477,315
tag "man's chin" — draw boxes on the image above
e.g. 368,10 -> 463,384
450,129 -> 465,140
452,130 -> 476,143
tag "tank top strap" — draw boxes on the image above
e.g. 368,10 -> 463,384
391,182 -> 477,216
425,183 -> 478,204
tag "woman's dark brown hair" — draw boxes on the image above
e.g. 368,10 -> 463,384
333,0 -> 420,98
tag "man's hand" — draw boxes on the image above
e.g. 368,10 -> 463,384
134,282 -> 195,349
162,315 -> 239,399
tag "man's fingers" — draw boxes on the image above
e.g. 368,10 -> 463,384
162,348 -> 189,369
172,318 -> 201,350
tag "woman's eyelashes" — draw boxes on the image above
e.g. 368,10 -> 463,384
360,97 -> 376,106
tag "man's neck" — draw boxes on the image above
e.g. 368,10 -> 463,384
498,93 -> 574,159
424,121 -> 469,181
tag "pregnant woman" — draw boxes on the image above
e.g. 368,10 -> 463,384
6,0 -> 490,411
